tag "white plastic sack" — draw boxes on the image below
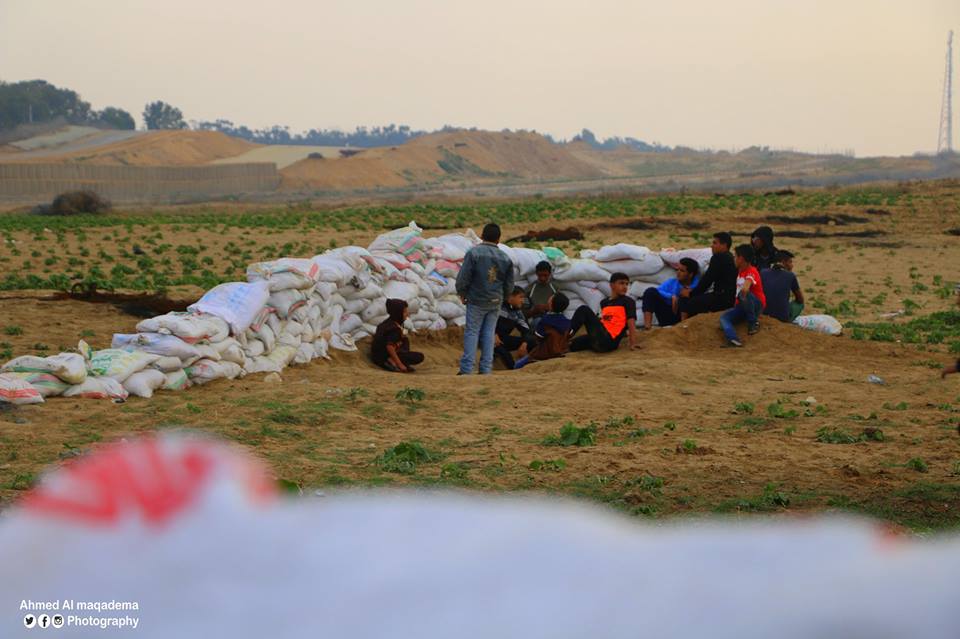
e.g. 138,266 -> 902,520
111,333 -> 201,361
136,312 -> 230,343
87,349 -> 160,383
596,256 -> 665,278
62,376 -> 128,400
151,356 -> 185,373
1,353 -> 87,385
0,373 -> 44,404
188,281 -> 271,335
596,243 -> 652,262
660,247 -> 713,273
246,258 -> 319,291
5,371 -> 69,397
267,289 -> 307,319
163,369 -> 190,391
793,314 -> 843,336
553,259 -> 612,282
186,360 -> 243,385
383,280 -> 420,302
122,369 -> 167,398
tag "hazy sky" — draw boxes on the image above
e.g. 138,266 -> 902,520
2,0 -> 958,156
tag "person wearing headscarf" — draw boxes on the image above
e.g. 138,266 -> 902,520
750,226 -> 780,270
370,299 -> 424,373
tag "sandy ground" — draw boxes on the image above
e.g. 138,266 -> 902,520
213,145 -> 358,169
1,181 -> 959,527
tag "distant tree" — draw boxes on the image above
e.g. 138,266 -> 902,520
143,101 -> 186,130
94,106 -> 135,130
0,79 -> 92,130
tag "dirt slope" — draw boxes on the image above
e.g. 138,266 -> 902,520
23,131 -> 258,166
280,130 -> 605,191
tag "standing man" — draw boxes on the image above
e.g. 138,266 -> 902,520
456,223 -> 514,375
678,232 -> 737,320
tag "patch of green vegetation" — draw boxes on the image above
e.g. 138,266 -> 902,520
715,482 -> 791,513
542,422 -> 597,447
374,441 -> 444,475
528,458 -> 567,472
395,387 -> 426,405
733,401 -> 755,415
767,401 -> 799,419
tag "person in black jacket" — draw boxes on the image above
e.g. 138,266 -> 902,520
678,232 -> 737,320
751,226 -> 780,270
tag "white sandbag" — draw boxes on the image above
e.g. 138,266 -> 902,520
553,258 -> 613,282
497,246 -> 546,277
0,373 -> 44,404
219,343 -> 245,366
310,255 -> 358,286
245,356 -> 283,375
628,281 -> 658,300
313,337 -> 330,360
264,345 -> 297,369
62,376 -> 128,400
282,320 -> 304,338
579,249 -> 598,260
312,281 -> 339,301
188,280 -> 271,335
330,333 -> 357,352
242,339 -> 265,358
246,258 -> 319,291
256,325 -> 276,353
1,353 -> 87,385
208,337 -> 241,356
294,343 -> 314,365
596,255 -> 665,278
277,332 -> 301,349
369,256 -> 402,281
793,315 -> 843,336
136,312 -> 230,343
266,311 -> 281,335
111,333 -> 201,361
660,247 -> 713,273
596,281 -> 612,297
162,369 -> 190,392
339,314 -> 364,334
428,317 -> 447,331
328,293 -> 348,310
194,344 -> 222,362
87,349 -> 160,382
437,300 -> 464,319
267,289 -> 307,319
185,360 -> 243,385
5,372 -> 70,397
122,369 -> 167,399
638,265 -> 680,285
383,280 -> 420,302
340,283 -> 384,301
451,315 -> 467,327
301,323 -> 316,344
596,243 -> 652,262
343,297 -> 369,315
289,306 -> 310,324
151,356 -> 186,373
362,299 -> 387,323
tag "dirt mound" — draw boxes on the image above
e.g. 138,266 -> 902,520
280,130 -> 604,191
29,131 -> 257,166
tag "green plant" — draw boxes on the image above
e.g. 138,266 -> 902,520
528,458 -> 567,472
815,427 -> 860,444
543,422 -> 597,447
906,457 -> 929,473
375,441 -> 443,475
3,325 -> 22,336
395,387 -> 426,405
767,401 -> 799,419
733,401 -> 755,415
346,387 -> 368,403
440,462 -> 469,480
681,439 -> 698,452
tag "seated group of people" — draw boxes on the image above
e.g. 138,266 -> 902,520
370,225 -> 804,372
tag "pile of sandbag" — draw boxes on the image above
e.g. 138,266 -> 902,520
1,219 -> 803,404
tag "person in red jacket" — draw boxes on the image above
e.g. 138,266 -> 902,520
719,244 -> 766,347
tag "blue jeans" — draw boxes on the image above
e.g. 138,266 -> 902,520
720,293 -> 762,342
460,305 -> 499,374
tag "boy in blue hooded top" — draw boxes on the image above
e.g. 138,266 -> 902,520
641,258 -> 700,329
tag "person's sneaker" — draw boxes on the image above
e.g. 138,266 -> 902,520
748,323 -> 760,335
727,338 -> 743,347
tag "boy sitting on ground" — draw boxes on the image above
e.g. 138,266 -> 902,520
524,261 -> 559,329
494,287 -> 536,370
760,250 -> 805,323
514,293 -> 571,369
568,272 -> 638,353
719,244 -> 767,347
370,299 -> 424,372
641,258 -> 700,329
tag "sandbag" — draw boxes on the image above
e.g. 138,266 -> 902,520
437,300 -> 464,319
122,369 -> 167,398
313,337 -> 330,360
595,256 -> 665,278
1,353 -> 87,385
294,343 -> 314,365
264,345 -> 297,369
6,372 -> 70,397
111,333 -> 201,361
162,369 -> 190,391
339,314 -> 364,334
87,349 -> 160,382
151,356 -> 186,373
186,360 -> 243,385
793,315 -> 843,336
267,289 -> 307,319
246,258 -> 319,291
243,339 -> 265,358
553,259 -> 612,282
277,332 -> 301,349
505,247 -> 548,277
596,243 -> 653,262
310,255 -> 359,286
343,297 -> 369,315
0,373 -> 44,404
194,344 -> 222,362
362,299 -> 387,323
188,281 -> 271,335
283,320 -> 304,338
256,325 -> 276,353
312,281 -> 339,301
136,312 -> 230,343
660,247 -> 713,273
340,283 -> 384,301
383,280 -> 420,302
62,376 -> 128,400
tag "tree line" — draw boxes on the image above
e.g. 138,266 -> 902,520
0,79 -> 669,151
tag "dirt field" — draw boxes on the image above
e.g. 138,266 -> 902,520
1,181 -> 959,530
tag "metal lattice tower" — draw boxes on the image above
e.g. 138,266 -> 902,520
937,30 -> 954,154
